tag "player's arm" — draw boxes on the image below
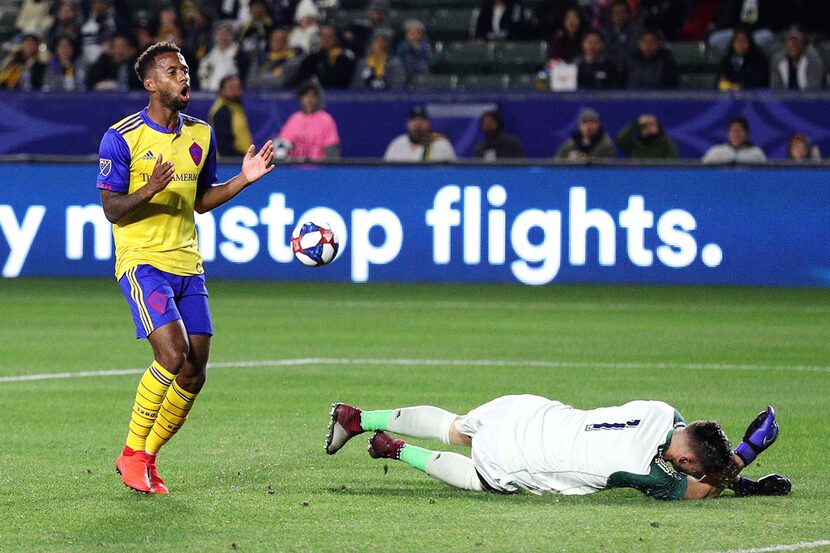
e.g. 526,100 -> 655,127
100,154 -> 175,223
195,140 -> 274,213
683,452 -> 745,500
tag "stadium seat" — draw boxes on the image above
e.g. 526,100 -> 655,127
460,73 -> 510,89
411,73 -> 459,90
666,41 -> 715,72
426,9 -> 474,42
509,73 -> 543,90
433,41 -> 493,74
0,0 -> 20,43
679,72 -> 715,90
492,41 -> 547,74
395,0 -> 479,9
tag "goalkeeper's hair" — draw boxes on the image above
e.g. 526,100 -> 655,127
134,42 -> 182,81
686,420 -> 733,475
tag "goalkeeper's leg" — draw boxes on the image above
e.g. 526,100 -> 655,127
368,431 -> 484,491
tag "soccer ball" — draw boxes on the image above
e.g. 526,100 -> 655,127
291,221 -> 339,267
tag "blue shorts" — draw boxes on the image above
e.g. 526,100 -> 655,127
118,264 -> 213,339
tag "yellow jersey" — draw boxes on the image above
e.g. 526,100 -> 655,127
97,108 -> 217,279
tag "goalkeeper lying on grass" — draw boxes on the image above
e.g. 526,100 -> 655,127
326,395 -> 789,500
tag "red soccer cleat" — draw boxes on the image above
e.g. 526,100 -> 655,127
325,403 -> 364,455
368,431 -> 406,460
115,447 -> 151,493
146,454 -> 169,494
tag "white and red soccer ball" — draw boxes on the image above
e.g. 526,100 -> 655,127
291,222 -> 339,267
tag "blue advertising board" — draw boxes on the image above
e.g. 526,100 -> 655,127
0,162 -> 827,286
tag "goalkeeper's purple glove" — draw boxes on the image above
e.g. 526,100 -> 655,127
735,406 -> 779,466
731,474 -> 791,497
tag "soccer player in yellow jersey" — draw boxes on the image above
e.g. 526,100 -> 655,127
96,42 -> 274,494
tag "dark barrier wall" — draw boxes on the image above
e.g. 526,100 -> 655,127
1,162 -> 827,286
1,90 -> 830,159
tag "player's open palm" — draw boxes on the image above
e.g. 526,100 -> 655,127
147,154 -> 175,195
242,140 -> 275,184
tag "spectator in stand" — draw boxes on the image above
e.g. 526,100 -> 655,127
352,29 -> 406,90
528,0 -> 577,41
239,0 -> 275,62
616,113 -> 679,159
638,0 -> 686,41
385,106 -> 456,162
14,0 -> 53,39
79,0 -> 118,65
548,7 -> 586,63
344,0 -> 393,58
715,26 -> 769,90
182,8 -> 214,64
42,34 -> 86,91
474,110 -> 524,160
276,80 -> 341,160
152,4 -> 182,42
473,0 -> 528,42
209,74 -> 254,157
288,0 -> 320,54
247,27 -> 304,89
86,33 -> 141,91
702,116 -> 766,164
0,33 -> 47,91
198,22 -> 248,91
602,0 -> 640,67
708,0 -> 790,53
554,107 -> 616,161
627,28 -> 678,89
770,27 -> 826,91
576,30 -> 625,89
296,25 -> 356,89
46,1 -> 80,51
786,133 -> 821,162
397,19 -> 433,82
134,17 -> 154,52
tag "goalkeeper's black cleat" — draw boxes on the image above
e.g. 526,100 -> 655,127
732,474 -> 792,497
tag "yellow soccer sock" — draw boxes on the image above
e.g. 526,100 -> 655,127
125,361 -> 175,451
145,380 -> 197,455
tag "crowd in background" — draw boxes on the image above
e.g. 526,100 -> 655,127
0,0 -> 825,162
1,0 -> 829,93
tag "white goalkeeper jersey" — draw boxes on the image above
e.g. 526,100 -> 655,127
481,396 -> 688,499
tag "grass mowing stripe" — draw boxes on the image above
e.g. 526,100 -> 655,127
710,540 -> 830,553
2,356 -> 829,383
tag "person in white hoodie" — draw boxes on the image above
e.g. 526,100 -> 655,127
288,0 -> 320,54
702,116 -> 766,164
770,27 -> 826,91
198,22 -> 247,91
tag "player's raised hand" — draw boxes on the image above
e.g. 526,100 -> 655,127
241,140 -> 275,185
735,406 -> 779,466
146,154 -> 175,195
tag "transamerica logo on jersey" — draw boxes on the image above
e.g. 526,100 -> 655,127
99,158 -> 112,176
585,419 -> 641,431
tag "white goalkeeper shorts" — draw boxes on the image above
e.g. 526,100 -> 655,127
454,394 -> 552,494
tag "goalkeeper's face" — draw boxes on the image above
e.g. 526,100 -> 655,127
153,52 -> 191,112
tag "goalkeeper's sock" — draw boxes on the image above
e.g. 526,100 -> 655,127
360,406 -> 458,444
145,380 -> 198,455
399,444 -> 483,491
125,361 -> 175,451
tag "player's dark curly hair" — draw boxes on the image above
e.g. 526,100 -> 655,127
134,42 -> 181,81
686,420 -> 733,475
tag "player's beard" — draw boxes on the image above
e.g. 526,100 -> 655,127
159,87 -> 188,112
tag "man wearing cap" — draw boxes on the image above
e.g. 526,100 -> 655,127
770,27 -> 826,91
385,107 -> 457,162
474,110 -> 524,160
702,116 -> 766,164
297,25 -> 355,89
345,0 -> 393,57
352,29 -> 406,89
554,108 -> 616,161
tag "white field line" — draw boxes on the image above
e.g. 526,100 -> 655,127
5,295 -> 830,315
1,357 -> 829,384
709,539 -> 830,553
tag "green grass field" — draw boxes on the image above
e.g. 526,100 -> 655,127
1,278 -> 829,552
